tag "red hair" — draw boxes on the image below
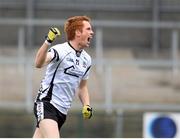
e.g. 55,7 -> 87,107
64,16 -> 91,41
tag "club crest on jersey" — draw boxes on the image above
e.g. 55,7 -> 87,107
83,61 -> 87,68
76,59 -> 79,65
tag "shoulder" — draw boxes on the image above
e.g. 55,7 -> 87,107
82,50 -> 92,65
48,42 -> 71,61
51,42 -> 68,51
50,42 -> 71,55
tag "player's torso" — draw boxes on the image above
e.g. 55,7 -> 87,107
37,42 -> 91,113
49,42 -> 90,84
38,43 -> 91,102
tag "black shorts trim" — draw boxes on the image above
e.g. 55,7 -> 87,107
34,101 -> 66,130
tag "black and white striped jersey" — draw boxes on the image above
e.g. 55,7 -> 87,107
35,42 -> 92,115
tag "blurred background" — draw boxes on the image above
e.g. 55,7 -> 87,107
0,0 -> 180,138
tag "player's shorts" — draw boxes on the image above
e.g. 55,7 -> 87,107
34,101 -> 66,130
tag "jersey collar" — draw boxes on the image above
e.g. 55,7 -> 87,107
68,42 -> 82,57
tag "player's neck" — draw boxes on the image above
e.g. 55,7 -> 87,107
69,40 -> 82,51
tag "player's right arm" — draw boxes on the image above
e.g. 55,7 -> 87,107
35,42 -> 52,68
35,27 -> 60,68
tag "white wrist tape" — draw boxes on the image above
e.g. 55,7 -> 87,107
45,40 -> 51,46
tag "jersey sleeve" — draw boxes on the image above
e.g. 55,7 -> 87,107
48,48 -> 59,62
82,65 -> 91,80
47,44 -> 63,63
82,57 -> 92,80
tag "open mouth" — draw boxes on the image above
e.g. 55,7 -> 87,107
87,37 -> 91,43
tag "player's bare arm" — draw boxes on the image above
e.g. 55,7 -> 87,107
78,79 -> 93,119
35,27 -> 60,68
35,42 -> 52,68
78,79 -> 90,106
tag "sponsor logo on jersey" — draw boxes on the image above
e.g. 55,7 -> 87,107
64,65 -> 84,77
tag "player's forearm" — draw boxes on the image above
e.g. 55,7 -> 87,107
35,27 -> 60,68
78,88 -> 90,106
79,88 -> 93,120
35,42 -> 49,68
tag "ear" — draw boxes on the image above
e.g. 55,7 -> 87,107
75,29 -> 81,37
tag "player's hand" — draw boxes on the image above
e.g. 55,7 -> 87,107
46,27 -> 60,44
82,105 -> 92,119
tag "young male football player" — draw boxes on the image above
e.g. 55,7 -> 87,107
33,15 -> 94,138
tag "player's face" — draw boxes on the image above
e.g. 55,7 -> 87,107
79,21 -> 94,48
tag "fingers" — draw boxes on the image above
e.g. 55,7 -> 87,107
82,105 -> 93,119
46,27 -> 61,44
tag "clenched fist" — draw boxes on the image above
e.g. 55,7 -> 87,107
46,27 -> 60,44
82,105 -> 92,119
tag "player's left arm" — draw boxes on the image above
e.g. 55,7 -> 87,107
78,79 -> 90,105
78,79 -> 92,119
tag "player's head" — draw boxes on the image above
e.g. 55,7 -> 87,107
64,16 -> 94,47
